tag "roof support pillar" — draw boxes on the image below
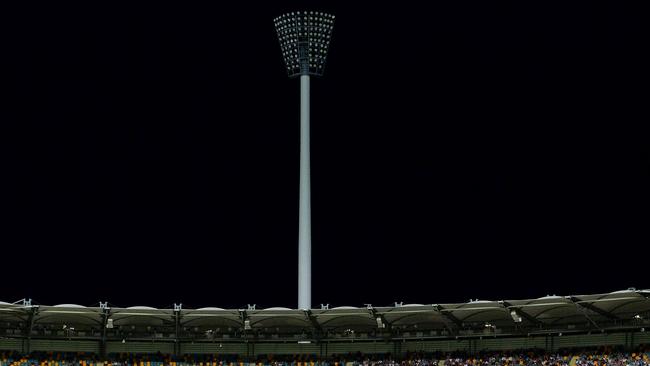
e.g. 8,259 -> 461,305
305,309 -> 323,340
239,308 -> 250,339
99,302 -> 111,359
174,303 -> 182,356
22,301 -> 37,354
366,305 -> 391,338
436,305 -> 462,336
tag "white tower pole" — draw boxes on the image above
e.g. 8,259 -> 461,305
298,74 -> 311,310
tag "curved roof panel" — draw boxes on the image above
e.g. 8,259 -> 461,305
53,304 -> 87,308
7,289 -> 644,334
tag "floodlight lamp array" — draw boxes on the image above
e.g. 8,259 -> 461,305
274,11 -> 335,77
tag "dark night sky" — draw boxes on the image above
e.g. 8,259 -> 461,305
3,1 -> 648,309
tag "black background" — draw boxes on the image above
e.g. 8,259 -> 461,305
3,1 -> 648,309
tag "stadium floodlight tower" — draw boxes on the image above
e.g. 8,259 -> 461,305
274,11 -> 335,310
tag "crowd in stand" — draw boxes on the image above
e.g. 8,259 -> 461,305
0,346 -> 648,366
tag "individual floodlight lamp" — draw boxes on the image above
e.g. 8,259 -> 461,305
273,11 -> 335,310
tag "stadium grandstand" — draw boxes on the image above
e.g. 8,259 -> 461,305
0,347 -> 649,366
1,289 -> 648,359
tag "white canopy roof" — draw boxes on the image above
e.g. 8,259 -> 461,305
0,289 -> 646,334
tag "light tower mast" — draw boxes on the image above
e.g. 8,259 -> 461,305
274,11 -> 335,310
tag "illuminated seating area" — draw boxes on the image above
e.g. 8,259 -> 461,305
1,348 -> 649,366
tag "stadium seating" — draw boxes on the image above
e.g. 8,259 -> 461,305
1,347 -> 648,366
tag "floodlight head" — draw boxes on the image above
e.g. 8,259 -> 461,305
274,11 -> 335,77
